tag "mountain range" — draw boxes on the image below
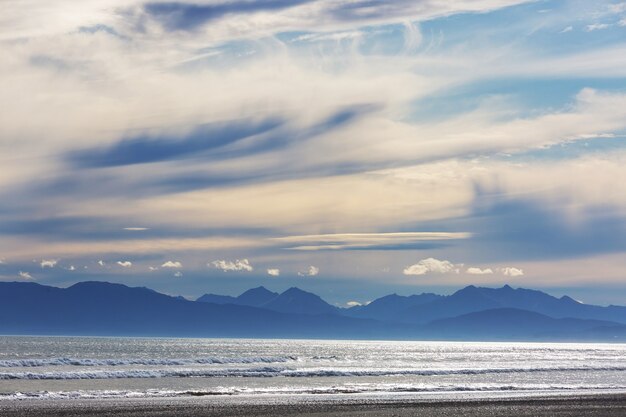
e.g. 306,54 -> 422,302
1,281 -> 625,341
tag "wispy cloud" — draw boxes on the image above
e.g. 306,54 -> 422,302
123,227 -> 150,231
267,268 -> 280,277
276,232 -> 471,250
211,259 -> 253,272
116,261 -> 132,268
586,23 -> 611,31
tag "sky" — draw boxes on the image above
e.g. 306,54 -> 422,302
1,0 -> 626,306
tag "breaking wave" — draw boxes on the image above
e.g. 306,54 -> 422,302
3,383 -> 626,401
2,365 -> 626,380
0,356 -> 297,368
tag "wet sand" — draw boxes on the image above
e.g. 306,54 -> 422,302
1,394 -> 626,417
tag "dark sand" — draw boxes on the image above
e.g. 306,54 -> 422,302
2,394 -> 626,417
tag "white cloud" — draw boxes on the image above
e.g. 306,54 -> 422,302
267,268 -> 280,277
298,265 -> 320,277
466,267 -> 494,275
403,258 -> 456,275
211,259 -> 253,272
174,271 -> 183,278
608,3 -> 626,13
117,261 -> 132,268
123,227 -> 149,231
560,26 -> 573,33
276,232 -> 471,251
148,266 -> 159,271
67,265 -> 76,271
161,261 -> 182,268
40,259 -> 57,268
586,23 -> 611,31
501,267 -> 524,277
97,260 -> 106,267
620,18 -> 626,26
346,300 -> 362,307
19,271 -> 32,279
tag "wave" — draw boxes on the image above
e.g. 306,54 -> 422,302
3,383 -> 626,401
0,356 -> 297,368
2,365 -> 626,380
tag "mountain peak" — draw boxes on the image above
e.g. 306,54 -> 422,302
236,286 -> 278,307
264,287 -> 338,315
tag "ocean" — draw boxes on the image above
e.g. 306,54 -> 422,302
1,336 -> 625,401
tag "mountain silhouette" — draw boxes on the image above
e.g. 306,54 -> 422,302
1,281 -> 625,341
384,285 -> 626,324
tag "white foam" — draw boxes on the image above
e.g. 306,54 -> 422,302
2,365 -> 626,380
3,383 -> 626,401
0,356 -> 296,368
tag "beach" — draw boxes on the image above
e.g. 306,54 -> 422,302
2,394 -> 626,417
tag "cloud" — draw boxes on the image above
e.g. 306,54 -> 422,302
0,259 -> 5,264
275,232 -> 471,251
586,23 -> 611,31
97,260 -> 106,267
346,300 -> 362,307
40,259 -> 57,268
298,265 -> 319,277
267,268 -> 280,276
144,0 -> 314,31
149,266 -> 159,271
123,227 -> 149,231
501,267 -> 524,277
211,259 -> 253,272
608,3 -> 626,13
620,18 -> 626,26
18,271 -> 32,279
67,265 -> 76,271
466,267 -> 494,275
161,261 -> 182,268
174,271 -> 183,277
403,258 -> 457,276
560,26 -> 573,33
70,118 -> 282,168
117,261 -> 133,267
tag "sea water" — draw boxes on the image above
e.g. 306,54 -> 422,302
0,336 -> 625,400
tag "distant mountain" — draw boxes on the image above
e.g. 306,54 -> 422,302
196,287 -> 278,307
197,286 -> 338,316
393,285 -> 626,325
262,287 -> 340,315
0,281 -> 408,339
196,293 -> 237,304
235,286 -> 279,307
196,286 -> 278,307
2,281 -> 626,341
425,308 -> 626,341
345,293 -> 443,321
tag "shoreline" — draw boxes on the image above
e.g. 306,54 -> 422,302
1,393 -> 626,417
